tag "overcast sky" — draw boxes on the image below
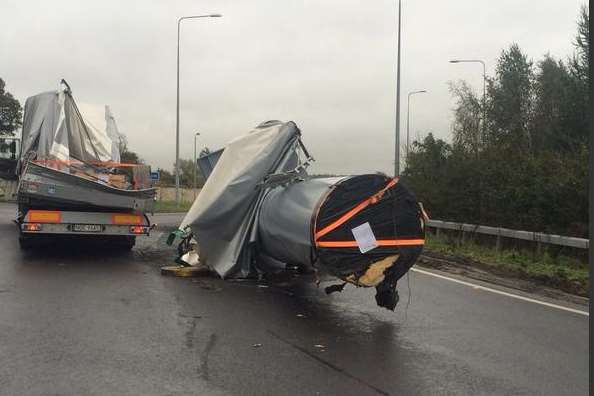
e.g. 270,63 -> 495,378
1,0 -> 585,175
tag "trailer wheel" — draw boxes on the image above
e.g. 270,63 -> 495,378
18,234 -> 35,250
117,236 -> 136,251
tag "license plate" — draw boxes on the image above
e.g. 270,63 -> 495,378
72,224 -> 103,232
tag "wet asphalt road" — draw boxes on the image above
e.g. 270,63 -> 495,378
0,203 -> 588,396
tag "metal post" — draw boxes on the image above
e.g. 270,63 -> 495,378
175,19 -> 181,207
481,61 -> 486,145
406,90 -> 427,163
193,132 -> 200,199
449,59 -> 486,222
175,14 -> 222,207
406,92 -> 410,164
394,0 -> 402,177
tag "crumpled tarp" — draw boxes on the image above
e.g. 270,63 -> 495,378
104,105 -> 121,163
179,120 -> 306,277
19,82 -> 120,173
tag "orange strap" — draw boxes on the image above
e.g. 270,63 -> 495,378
315,177 -> 399,241
316,239 -> 424,248
34,159 -> 143,168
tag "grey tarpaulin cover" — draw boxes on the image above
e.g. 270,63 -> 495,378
179,120 -> 425,310
19,81 -> 119,172
179,120 -> 308,277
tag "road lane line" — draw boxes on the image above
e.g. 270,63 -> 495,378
411,267 -> 589,317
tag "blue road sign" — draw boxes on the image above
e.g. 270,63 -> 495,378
150,171 -> 160,181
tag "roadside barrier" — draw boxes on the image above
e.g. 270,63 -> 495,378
427,220 -> 588,251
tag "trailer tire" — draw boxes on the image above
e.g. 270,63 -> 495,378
116,236 -> 136,251
18,234 -> 35,250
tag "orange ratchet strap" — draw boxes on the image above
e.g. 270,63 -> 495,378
317,239 -> 425,248
315,177 -> 400,241
314,177 -> 424,249
34,159 -> 143,168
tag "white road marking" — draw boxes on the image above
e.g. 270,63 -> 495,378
411,267 -> 589,317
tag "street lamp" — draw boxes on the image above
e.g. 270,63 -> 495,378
406,89 -> 427,161
449,59 -> 486,148
193,132 -> 200,199
394,0 -> 402,177
175,13 -> 222,207
449,59 -> 486,221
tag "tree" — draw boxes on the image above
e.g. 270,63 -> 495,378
176,158 -> 206,188
485,43 -> 534,152
117,132 -> 143,164
402,7 -> 589,237
120,150 -> 141,164
571,4 -> 589,83
401,133 -> 452,218
0,78 -> 22,136
531,55 -> 572,152
563,5 -> 590,148
157,169 -> 175,186
448,80 -> 482,154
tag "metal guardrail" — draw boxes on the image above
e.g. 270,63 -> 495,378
427,220 -> 589,249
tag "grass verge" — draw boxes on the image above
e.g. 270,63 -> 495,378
153,200 -> 193,213
424,234 -> 589,297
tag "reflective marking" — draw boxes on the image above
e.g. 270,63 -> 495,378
112,213 -> 143,225
28,210 -> 61,223
411,267 -> 589,317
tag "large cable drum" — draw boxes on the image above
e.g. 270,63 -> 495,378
176,120 -> 426,309
258,174 -> 425,287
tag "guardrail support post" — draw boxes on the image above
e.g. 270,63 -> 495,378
495,233 -> 501,254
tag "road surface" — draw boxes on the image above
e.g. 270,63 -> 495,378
0,203 -> 588,395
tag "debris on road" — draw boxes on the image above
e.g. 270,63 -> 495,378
168,120 -> 425,310
161,265 -> 212,278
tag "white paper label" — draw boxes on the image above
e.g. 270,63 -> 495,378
351,222 -> 378,253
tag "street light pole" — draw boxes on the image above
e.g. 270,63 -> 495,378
449,59 -> 486,148
449,59 -> 486,222
193,132 -> 200,199
394,0 -> 402,177
406,90 -> 427,162
176,13 -> 222,207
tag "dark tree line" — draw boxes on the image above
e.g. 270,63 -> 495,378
0,78 -> 22,136
403,6 -> 589,237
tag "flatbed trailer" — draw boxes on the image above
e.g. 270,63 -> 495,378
17,209 -> 152,250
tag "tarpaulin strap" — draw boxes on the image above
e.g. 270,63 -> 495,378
34,159 -> 143,168
316,239 -> 425,248
315,177 -> 399,241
